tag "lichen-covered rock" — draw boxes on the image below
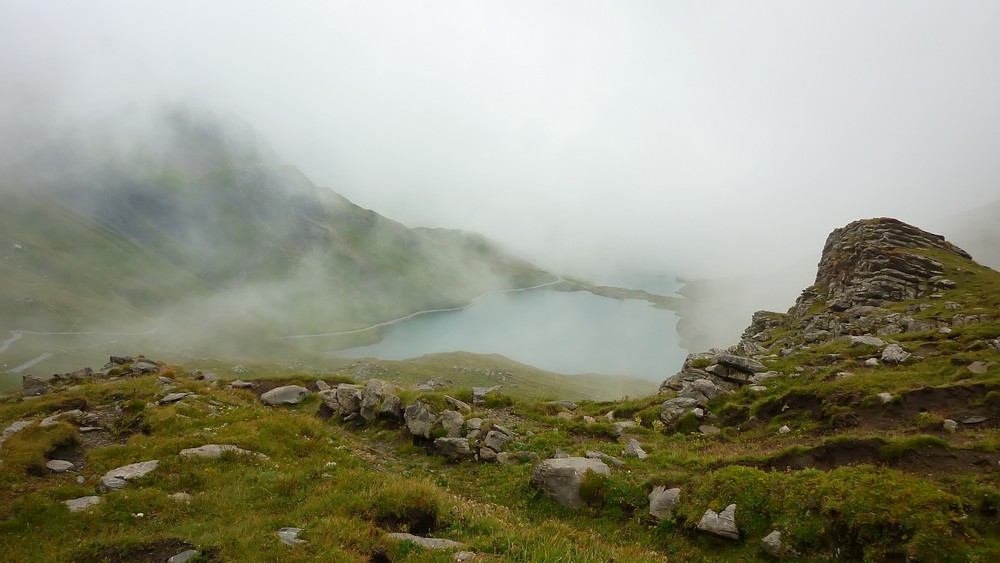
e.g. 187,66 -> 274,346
531,457 -> 611,509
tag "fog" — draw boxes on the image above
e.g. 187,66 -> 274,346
3,1 -> 1000,356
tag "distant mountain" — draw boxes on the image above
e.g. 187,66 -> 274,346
0,108 -> 552,345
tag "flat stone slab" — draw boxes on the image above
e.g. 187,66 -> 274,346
387,533 -> 465,550
158,392 -> 191,405
98,459 -> 159,492
277,527 -> 306,545
65,496 -> 102,512
0,420 -> 33,445
180,444 -> 270,460
167,550 -> 199,563
46,459 -> 75,472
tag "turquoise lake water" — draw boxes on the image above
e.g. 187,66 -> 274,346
340,274 -> 687,381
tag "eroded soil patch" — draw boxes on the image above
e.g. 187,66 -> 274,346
762,438 -> 999,474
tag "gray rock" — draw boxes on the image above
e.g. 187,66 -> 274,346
478,447 -> 498,462
229,379 -> 254,389
660,397 -> 699,425
938,326 -> 953,334
749,371 -> 780,384
1,420 -> 34,445
547,400 -> 577,411
748,385 -> 767,393
622,438 -> 647,460
22,375 -> 48,396
465,418 -> 483,431
434,437 -> 474,460
315,380 -> 331,391
586,450 -> 625,467
404,401 -> 437,439
454,551 -> 477,562
131,360 -> 160,374
167,549 -> 199,563
678,379 -> 724,403
333,384 -> 364,416
180,444 -> 269,460
378,394 -> 403,419
849,335 -> 885,347
610,421 -> 637,437
531,457 -> 611,509
877,392 -> 893,404
715,354 -> 767,374
699,425 -> 721,435
386,532 -> 464,550
648,486 -> 680,520
277,527 -> 306,545
169,492 -> 193,502
360,379 -> 394,421
881,344 -> 912,365
64,496 -> 102,512
158,392 -> 190,405
157,376 -> 174,385
230,365 -> 248,374
697,503 -> 739,540
440,410 -> 465,438
864,358 -> 880,367
962,416 -> 987,425
761,530 -> 785,558
46,459 -> 74,472
98,459 -> 159,492
40,410 -> 83,427
943,419 -> 958,432
471,385 -> 502,405
552,449 -> 569,459
261,385 -> 310,406
582,415 -> 596,424
968,361 -> 992,374
445,395 -> 472,414
778,425 -> 791,434
483,430 -> 510,452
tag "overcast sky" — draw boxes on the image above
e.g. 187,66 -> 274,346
2,1 -> 999,279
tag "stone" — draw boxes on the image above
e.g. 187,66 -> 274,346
46,459 -> 74,472
98,460 -> 159,492
761,530 -> 785,558
935,278 -> 957,288
715,354 -> 767,374
434,438 -> 474,460
778,425 -> 791,434
22,375 -> 48,396
404,401 -> 437,439
865,358 -> 880,367
582,416 -> 596,424
483,430 -> 510,452
230,365 -> 248,374
169,492 -> 193,502
943,419 -> 958,432
555,412 -> 574,420
748,385 -> 767,393
699,425 -> 721,435
315,380 -> 330,391
697,503 -> 739,540
167,550 -> 199,563
386,532 -> 464,550
849,335 -> 885,347
131,360 -> 160,374
378,394 -> 403,419
648,486 -> 681,520
749,371 -> 780,384
157,376 -> 174,385
531,457 -> 611,509
678,379 -> 724,403
40,410 -> 83,427
332,384 -> 364,416
277,527 -> 306,545
466,418 -> 483,431
938,327 -> 953,334
180,444 -> 269,460
471,385 -> 501,405
65,496 -> 102,512
445,395 -> 472,414
158,392 -> 190,405
962,416 -> 988,425
881,344 -> 912,365
1,420 -> 33,445
260,385 -> 310,406
552,449 -> 569,459
877,392 -> 893,404
440,410 -> 465,438
622,438 -> 647,460
547,400 -> 577,411
454,551 -> 477,562
968,361 -> 992,374
478,447 -> 498,462
610,421 -> 637,437
229,380 -> 254,389
586,450 -> 625,467
660,397 -> 699,425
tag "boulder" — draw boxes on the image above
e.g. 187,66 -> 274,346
660,397 -> 699,425
610,421 -> 637,437
678,379 -> 723,403
387,532 -> 464,550
378,394 -> 403,419
943,419 -> 958,432
333,384 -> 364,416
404,401 -> 437,439
22,375 -> 48,396
762,530 -> 786,558
179,444 -> 269,460
472,385 -> 501,405
531,457 -> 611,509
440,410 -> 465,438
648,486 -> 680,520
483,430 -> 510,452
261,385 -> 310,406
622,438 -> 647,460
547,400 -> 577,411
98,460 -> 159,492
360,379 -> 394,421
229,380 -> 254,389
881,344 -> 912,365
697,503 -> 739,540
64,496 -> 102,512
434,437 -> 474,460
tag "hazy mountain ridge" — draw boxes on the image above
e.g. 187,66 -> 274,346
0,109 -> 553,342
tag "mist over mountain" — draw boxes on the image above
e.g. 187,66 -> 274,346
0,107 -> 551,352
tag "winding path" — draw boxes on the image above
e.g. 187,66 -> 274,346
0,328 -> 158,358
282,277 -> 564,339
